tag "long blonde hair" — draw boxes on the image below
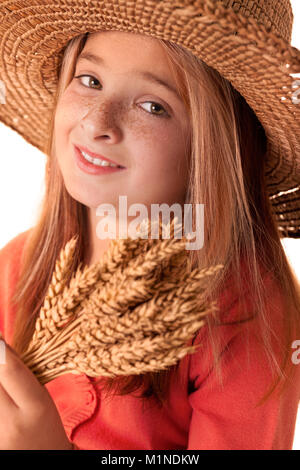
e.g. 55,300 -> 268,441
11,32 -> 300,408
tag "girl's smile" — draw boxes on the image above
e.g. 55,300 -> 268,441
75,143 -> 126,168
74,145 -> 126,175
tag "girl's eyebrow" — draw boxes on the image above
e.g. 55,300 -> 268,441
77,51 -> 181,101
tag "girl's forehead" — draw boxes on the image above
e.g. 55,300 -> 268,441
88,29 -> 158,44
83,30 -> 166,58
79,31 -> 178,87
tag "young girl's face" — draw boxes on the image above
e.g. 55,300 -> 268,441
54,31 -> 190,214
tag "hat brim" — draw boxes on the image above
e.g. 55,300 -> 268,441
0,0 -> 299,236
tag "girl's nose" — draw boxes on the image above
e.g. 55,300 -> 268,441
80,101 -> 123,143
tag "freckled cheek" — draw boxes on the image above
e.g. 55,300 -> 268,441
55,90 -> 89,133
134,129 -> 186,180
155,141 -> 186,176
56,103 -> 78,130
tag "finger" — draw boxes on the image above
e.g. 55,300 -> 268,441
0,340 -> 18,409
0,340 -> 46,410
0,382 -> 18,419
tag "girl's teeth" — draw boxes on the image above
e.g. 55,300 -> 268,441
80,150 -> 118,167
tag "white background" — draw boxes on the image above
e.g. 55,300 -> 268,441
0,1 -> 299,449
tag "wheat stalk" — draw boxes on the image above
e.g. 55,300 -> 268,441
25,218 -> 168,356
20,216 -> 223,384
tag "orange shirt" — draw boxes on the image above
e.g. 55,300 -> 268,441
0,229 -> 299,450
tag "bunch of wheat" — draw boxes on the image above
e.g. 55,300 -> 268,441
20,217 -> 223,385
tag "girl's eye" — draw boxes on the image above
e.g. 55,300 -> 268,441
74,74 -> 101,89
139,102 -> 168,118
74,74 -> 169,118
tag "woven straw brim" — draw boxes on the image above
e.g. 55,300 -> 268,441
0,0 -> 300,237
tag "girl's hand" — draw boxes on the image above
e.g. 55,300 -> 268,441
0,338 -> 73,450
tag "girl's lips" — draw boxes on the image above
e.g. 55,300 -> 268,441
75,144 -> 124,168
74,145 -> 126,175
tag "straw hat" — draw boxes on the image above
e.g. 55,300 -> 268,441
0,0 -> 299,237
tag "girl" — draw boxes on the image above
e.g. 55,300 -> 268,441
0,0 -> 300,450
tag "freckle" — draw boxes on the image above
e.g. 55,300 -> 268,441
85,99 -> 156,143
130,109 -> 153,141
111,100 -> 155,142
